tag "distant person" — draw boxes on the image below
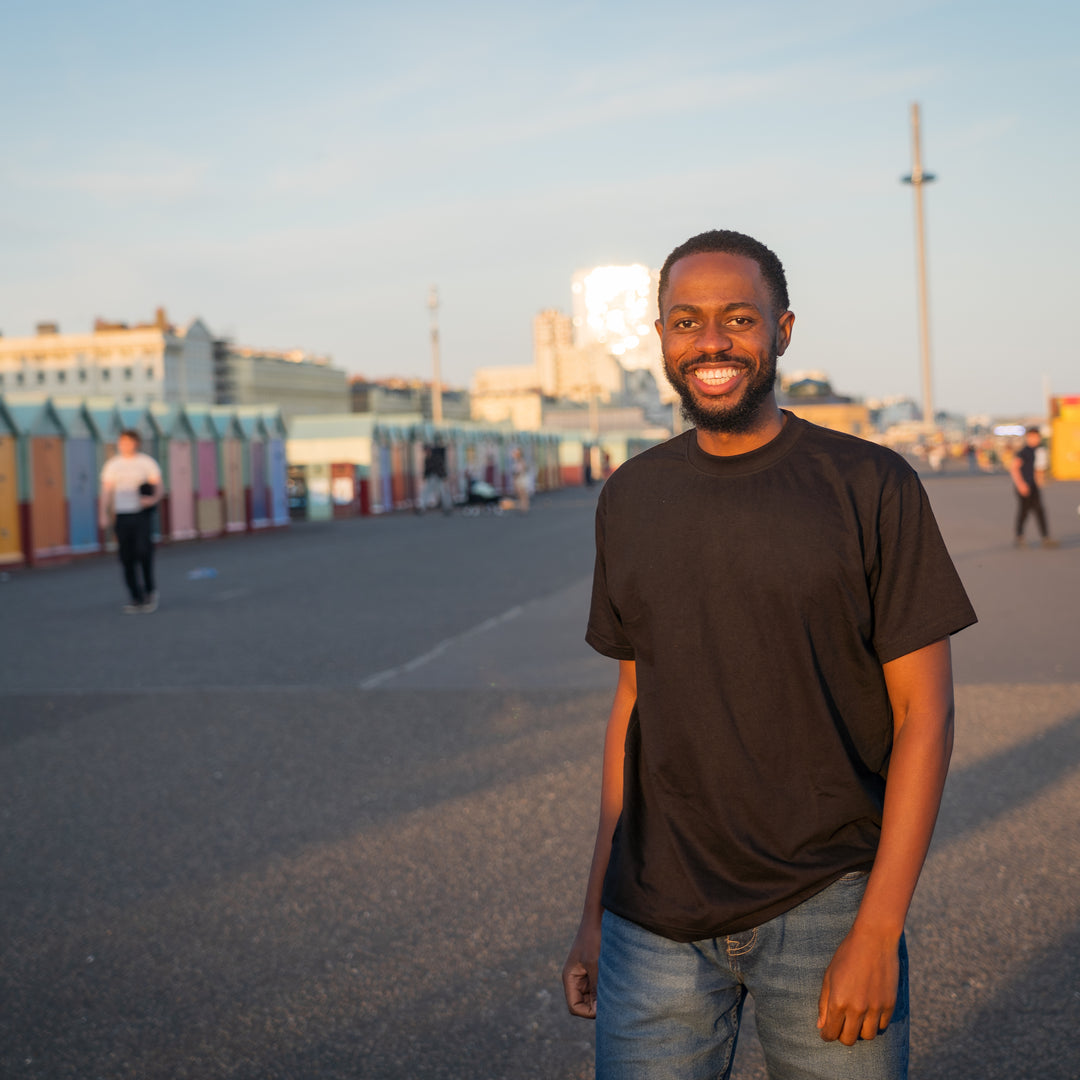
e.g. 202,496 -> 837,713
511,447 -> 531,513
1010,427 -> 1057,547
419,439 -> 452,515
562,228 -> 976,1080
99,430 -> 162,613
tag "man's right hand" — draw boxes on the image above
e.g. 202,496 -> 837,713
561,917 -> 602,1019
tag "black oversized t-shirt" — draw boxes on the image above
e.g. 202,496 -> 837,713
586,414 -> 977,942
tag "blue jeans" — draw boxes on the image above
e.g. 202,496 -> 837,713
596,873 -> 909,1080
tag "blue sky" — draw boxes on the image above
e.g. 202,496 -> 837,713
2,0 -> 1077,417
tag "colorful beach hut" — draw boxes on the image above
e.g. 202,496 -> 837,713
84,398 -> 125,465
236,407 -> 271,529
184,405 -> 223,537
263,409 -> 290,526
52,398 -> 102,554
0,397 -> 22,564
7,395 -> 69,563
286,415 -> 375,519
210,408 -> 247,532
150,403 -> 197,541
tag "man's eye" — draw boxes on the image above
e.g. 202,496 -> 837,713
729,316 -> 753,327
674,319 -> 696,330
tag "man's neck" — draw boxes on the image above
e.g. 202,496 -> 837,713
694,400 -> 785,458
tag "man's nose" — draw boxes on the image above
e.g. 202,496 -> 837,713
696,319 -> 732,355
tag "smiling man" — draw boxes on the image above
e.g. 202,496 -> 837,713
562,230 -> 977,1079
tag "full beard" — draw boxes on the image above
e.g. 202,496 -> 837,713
665,350 -> 778,435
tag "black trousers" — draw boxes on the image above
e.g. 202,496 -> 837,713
1015,488 -> 1048,539
115,511 -> 155,602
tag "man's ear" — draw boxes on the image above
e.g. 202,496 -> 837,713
776,310 -> 795,357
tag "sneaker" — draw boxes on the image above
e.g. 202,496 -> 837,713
1013,537 -> 1026,548
1042,537 -> 1060,548
141,592 -> 159,613
122,602 -> 142,614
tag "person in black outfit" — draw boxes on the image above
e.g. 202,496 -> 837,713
1009,427 -> 1057,547
418,439 -> 452,515
561,229 -> 976,1080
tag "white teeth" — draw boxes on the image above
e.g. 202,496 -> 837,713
693,367 -> 740,384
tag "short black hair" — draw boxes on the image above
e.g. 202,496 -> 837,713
119,428 -> 142,445
658,229 -> 790,317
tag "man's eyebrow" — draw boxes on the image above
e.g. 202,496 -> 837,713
665,301 -> 762,317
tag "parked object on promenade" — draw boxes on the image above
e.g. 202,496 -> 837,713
1010,427 -> 1058,548
461,474 -> 503,515
99,428 -> 162,614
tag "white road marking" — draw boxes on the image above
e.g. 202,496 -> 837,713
358,604 -> 524,690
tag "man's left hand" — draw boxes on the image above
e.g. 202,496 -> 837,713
817,923 -> 900,1045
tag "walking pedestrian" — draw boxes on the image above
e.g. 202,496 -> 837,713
562,229 -> 977,1080
1010,427 -> 1058,547
511,447 -> 531,513
418,439 -> 452,515
99,429 -> 162,613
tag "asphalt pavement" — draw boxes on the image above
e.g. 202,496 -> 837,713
1,471 -> 1078,1079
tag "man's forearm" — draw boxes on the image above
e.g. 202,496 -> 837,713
856,639 -> 955,937
853,704 -> 952,937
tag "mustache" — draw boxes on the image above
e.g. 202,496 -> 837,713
676,354 -> 749,375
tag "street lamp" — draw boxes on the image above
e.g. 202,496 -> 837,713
901,102 -> 937,430
427,285 -> 443,425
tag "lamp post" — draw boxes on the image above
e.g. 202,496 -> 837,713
427,285 -> 443,425
901,102 -> 937,430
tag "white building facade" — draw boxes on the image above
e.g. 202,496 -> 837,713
0,310 -> 214,405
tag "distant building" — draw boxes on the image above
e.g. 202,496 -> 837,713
778,371 -> 873,437
469,366 -> 544,429
867,395 -> 922,431
0,308 -> 213,405
214,343 -> 349,421
349,376 -> 471,423
472,263 -> 674,433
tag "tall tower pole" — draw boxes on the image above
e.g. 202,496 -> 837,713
902,103 -> 937,429
427,285 -> 444,425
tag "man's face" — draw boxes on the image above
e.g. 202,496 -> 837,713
656,252 -> 793,434
118,435 -> 138,457
1026,431 -> 1041,447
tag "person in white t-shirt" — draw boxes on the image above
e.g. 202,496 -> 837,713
99,430 -> 163,613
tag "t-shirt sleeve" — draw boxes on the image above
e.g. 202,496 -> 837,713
585,493 -> 635,660
145,457 -> 163,484
871,469 -> 977,664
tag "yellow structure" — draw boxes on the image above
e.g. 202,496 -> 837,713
1050,395 -> 1080,480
